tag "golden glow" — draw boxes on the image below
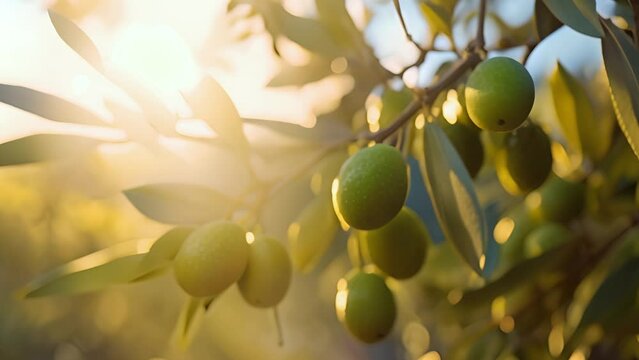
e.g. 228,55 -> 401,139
447,289 -> 463,305
548,325 -> 564,357
499,316 -> 515,333
330,57 -> 348,74
569,350 -> 586,360
525,191 -> 542,210
415,114 -> 426,129
612,16 -> 630,30
402,322 -> 430,357
551,142 -> 582,177
491,296 -> 506,321
418,351 -> 441,360
442,89 -> 462,124
369,122 -> 380,133
494,217 -> 515,244
479,255 -> 486,270
287,223 -> 300,242
335,289 -> 348,322
331,178 -> 350,231
367,104 -> 381,125
110,24 -> 198,93
245,232 -> 255,244
337,278 -> 348,291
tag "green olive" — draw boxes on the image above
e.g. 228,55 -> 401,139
362,207 -> 429,279
524,223 -> 573,258
336,270 -> 396,343
238,235 -> 292,308
334,144 -> 408,230
465,57 -> 535,131
495,122 -> 552,195
527,175 -> 586,223
173,221 -> 248,297
441,121 -> 485,178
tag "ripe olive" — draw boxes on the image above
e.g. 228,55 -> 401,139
465,57 -> 535,131
524,222 -> 572,258
336,270 -> 396,343
238,235 -> 292,308
334,144 -> 408,230
495,122 -> 552,195
173,221 -> 248,297
362,207 -> 430,279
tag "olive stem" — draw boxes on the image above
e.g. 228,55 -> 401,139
392,0 -> 423,51
272,306 -> 285,347
357,233 -> 365,269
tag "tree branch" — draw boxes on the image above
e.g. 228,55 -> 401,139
362,52 -> 482,142
392,0 -> 423,50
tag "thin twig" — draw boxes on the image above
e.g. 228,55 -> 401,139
475,0 -> 488,50
392,0 -> 423,50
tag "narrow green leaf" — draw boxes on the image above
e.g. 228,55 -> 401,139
420,1 -> 454,38
418,123 -> 487,274
534,0 -> 562,40
18,237 -> 153,297
124,183 -> 232,225
579,256 -> 639,329
378,88 -> 414,129
0,134 -> 102,166
182,76 -> 248,150
0,84 -> 108,126
288,191 -> 339,272
20,227 -> 191,298
48,10 -> 103,71
601,18 -> 639,160
542,0 -> 603,37
260,3 -> 341,57
172,296 -> 215,349
549,62 -> 611,162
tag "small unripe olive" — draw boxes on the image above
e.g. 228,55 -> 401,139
495,122 -> 552,195
334,144 -> 408,230
173,221 -> 248,297
465,57 -> 535,131
336,270 -> 396,343
238,235 -> 292,308
441,121 -> 484,178
362,207 -> 430,279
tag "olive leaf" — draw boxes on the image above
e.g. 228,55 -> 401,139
418,123 -> 487,274
420,0 -> 457,39
48,10 -> 104,71
0,84 -> 109,126
288,190 -> 339,272
601,18 -> 639,161
378,88 -> 414,129
123,183 -> 233,225
541,0 -> 603,38
534,0 -> 562,41
0,134 -> 103,166
49,10 -> 177,135
172,296 -> 215,349
18,228 -> 192,298
182,76 -> 248,152
549,62 -> 613,162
